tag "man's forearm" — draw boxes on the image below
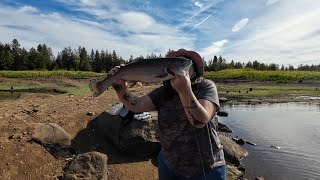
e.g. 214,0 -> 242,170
179,90 -> 212,128
113,84 -> 141,112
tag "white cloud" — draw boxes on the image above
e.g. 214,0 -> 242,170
18,5 -> 38,13
223,1 -> 320,66
195,2 -> 203,8
199,39 -> 228,58
0,5 -> 194,59
119,12 -> 154,32
266,0 -> 280,6
232,18 -> 249,32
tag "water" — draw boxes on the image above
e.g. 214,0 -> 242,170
0,91 -> 24,101
219,102 -> 320,180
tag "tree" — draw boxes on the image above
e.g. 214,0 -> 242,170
79,47 -> 91,71
93,50 -> 101,72
0,43 -> 14,70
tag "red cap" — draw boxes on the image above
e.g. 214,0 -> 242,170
166,49 -> 204,77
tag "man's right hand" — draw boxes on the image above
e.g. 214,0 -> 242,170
109,64 -> 127,94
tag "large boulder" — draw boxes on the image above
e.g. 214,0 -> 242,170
29,123 -> 72,147
118,116 -> 161,158
93,111 -> 161,158
28,123 -> 75,159
63,151 -> 108,180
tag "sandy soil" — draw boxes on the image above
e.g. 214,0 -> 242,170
0,77 -> 160,180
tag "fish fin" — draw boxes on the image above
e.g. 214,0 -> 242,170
137,82 -> 143,88
128,81 -> 143,88
127,57 -> 144,64
129,81 -> 137,88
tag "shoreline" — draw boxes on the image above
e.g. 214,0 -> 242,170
0,77 -> 319,179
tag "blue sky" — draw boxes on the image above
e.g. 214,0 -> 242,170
0,0 -> 319,66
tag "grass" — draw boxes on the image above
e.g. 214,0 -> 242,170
0,69 -> 319,101
204,68 -> 320,82
0,70 -> 103,78
0,82 -> 38,90
217,84 -> 320,98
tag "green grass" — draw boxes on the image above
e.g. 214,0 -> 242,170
217,84 -> 320,98
204,68 -> 320,82
0,70 -> 103,78
0,82 -> 38,90
62,86 -> 91,95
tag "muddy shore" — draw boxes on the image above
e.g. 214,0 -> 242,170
0,77 -> 319,179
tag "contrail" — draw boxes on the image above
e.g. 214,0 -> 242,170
183,0 -> 223,25
193,14 -> 212,30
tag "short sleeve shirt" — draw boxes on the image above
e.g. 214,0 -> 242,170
148,79 -> 225,177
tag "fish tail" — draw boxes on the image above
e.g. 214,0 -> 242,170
89,77 -> 113,97
89,81 -> 101,97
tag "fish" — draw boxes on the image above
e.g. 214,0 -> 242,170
89,57 -> 193,97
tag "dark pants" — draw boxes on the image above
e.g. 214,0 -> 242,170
157,151 -> 226,180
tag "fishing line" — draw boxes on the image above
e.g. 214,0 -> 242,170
186,83 -> 207,180
192,126 -> 207,180
206,124 -> 215,163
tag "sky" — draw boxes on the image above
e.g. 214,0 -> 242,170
0,0 -> 319,67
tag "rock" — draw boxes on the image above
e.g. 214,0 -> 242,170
217,111 -> 229,117
219,97 -> 228,103
93,112 -> 123,147
237,163 -> 245,172
93,112 -> 161,158
63,151 -> 108,180
245,141 -> 256,146
217,122 -> 233,133
30,123 -> 72,147
219,134 -> 248,166
226,164 -> 243,180
255,176 -> 264,180
118,116 -> 161,158
270,145 -> 280,149
212,117 -> 233,133
232,137 -> 245,145
9,133 -> 23,140
86,112 -> 94,116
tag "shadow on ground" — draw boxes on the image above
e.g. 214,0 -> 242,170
70,112 -> 161,165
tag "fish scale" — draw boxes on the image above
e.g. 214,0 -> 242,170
89,57 -> 193,97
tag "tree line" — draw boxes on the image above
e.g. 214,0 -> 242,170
0,39 -> 126,72
1,39 -> 319,72
204,55 -> 320,71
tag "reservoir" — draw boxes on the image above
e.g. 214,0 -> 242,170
219,102 -> 320,180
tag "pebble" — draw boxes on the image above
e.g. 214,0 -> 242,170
23,132 -> 27,135
9,133 -> 23,140
86,112 -> 94,116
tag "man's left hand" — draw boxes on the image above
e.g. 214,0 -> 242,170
170,70 -> 192,95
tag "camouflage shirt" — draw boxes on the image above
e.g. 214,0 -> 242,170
148,79 -> 225,177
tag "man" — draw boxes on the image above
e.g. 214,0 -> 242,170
109,49 -> 226,180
